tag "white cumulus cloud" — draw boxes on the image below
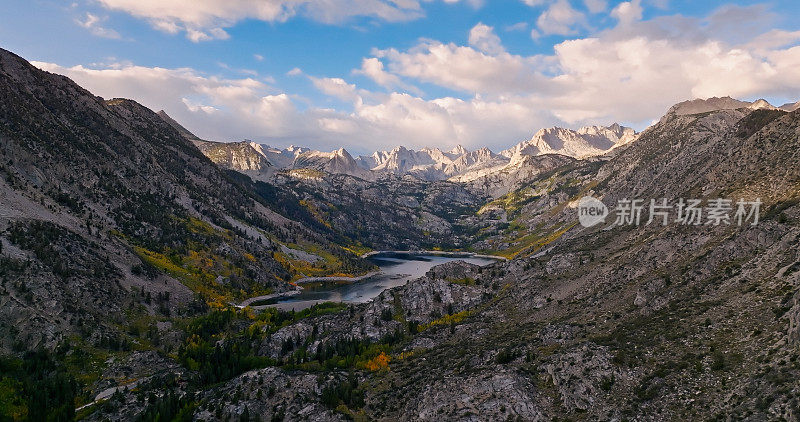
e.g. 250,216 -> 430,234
468,23 -> 505,55
76,12 -> 122,39
611,0 -> 643,25
352,57 -> 420,94
33,3 -> 800,153
584,0 -> 607,14
95,0 -> 474,42
536,0 -> 586,36
373,41 -> 551,95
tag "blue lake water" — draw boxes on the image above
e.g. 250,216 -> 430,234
268,253 -> 498,311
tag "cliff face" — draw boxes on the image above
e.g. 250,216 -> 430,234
193,139 -> 274,172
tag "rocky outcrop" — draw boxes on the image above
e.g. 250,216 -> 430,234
542,344 -> 630,411
401,370 -> 545,421
193,139 -> 273,172
194,368 -> 346,422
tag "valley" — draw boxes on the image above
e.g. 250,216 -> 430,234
1,45 -> 800,422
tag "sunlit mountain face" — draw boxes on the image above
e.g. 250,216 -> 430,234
2,1 -> 800,420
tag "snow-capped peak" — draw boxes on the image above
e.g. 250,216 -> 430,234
747,99 -> 776,110
449,144 -> 468,156
501,123 -> 637,162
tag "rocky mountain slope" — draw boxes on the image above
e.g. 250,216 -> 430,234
291,148 -> 372,179
157,112 -> 275,174
0,46 -> 373,372
361,102 -> 799,420
193,139 -> 274,173
779,100 -> 800,112
270,171 -> 486,250
252,144 -> 310,169
667,96 -> 787,115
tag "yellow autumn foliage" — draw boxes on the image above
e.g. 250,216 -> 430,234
364,352 -> 391,371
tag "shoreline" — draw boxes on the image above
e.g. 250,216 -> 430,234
236,289 -> 302,308
294,270 -> 383,285
235,270 -> 383,308
360,250 -> 508,261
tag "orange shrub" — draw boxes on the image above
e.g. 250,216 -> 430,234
364,352 -> 391,371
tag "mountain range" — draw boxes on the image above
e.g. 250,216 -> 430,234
159,112 -> 641,182
163,95 -> 800,186
164,96 -> 799,185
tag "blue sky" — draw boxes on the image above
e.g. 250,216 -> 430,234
2,0 -> 800,154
